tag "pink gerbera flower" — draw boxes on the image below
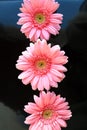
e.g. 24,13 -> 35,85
17,0 -> 63,41
16,39 -> 68,91
24,91 -> 72,130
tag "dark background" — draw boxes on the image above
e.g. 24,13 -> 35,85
0,0 -> 87,130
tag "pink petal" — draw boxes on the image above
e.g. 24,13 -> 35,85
61,112 -> 72,120
52,121 -> 61,130
37,0 -> 45,8
47,72 -> 53,81
40,39 -> 50,56
40,91 -> 52,106
18,70 -> 31,79
51,45 -> 60,53
29,121 -> 43,130
22,73 -> 34,85
37,77 -> 44,91
51,19 -> 62,24
50,69 -> 64,78
34,95 -> 44,108
52,56 -> 68,64
58,110 -> 71,115
51,73 -> 61,82
31,76 -> 39,90
42,75 -> 50,90
39,91 -> 47,105
45,0 -> 59,13
20,6 -> 28,13
49,92 -> 56,105
52,65 -> 67,72
41,29 -> 50,40
17,55 -> 28,62
24,102 -> 41,114
50,80 -> 58,88
21,22 -> 31,29
47,25 -> 58,35
33,40 -> 42,55
57,119 -> 67,127
24,114 -> 40,124
17,13 -> 26,17
59,51 -> 65,56
31,0 -> 40,8
29,28 -> 37,39
54,97 -> 65,106
21,27 -> 31,34
35,30 -> 41,41
43,125 -> 53,130
57,102 -> 69,109
16,63 -> 29,70
22,50 -> 32,59
17,16 -> 30,24
23,0 -> 33,13
51,13 -> 63,20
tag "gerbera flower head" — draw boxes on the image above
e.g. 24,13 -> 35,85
17,0 -> 63,41
16,39 -> 68,91
24,91 -> 72,130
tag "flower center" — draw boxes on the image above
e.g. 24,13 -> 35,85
42,109 -> 53,119
35,13 -> 46,24
36,60 -> 47,70
33,56 -> 51,75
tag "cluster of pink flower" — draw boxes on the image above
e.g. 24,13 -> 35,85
16,0 -> 72,130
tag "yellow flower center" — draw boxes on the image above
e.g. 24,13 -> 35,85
42,109 -> 53,119
34,57 -> 51,75
36,60 -> 46,70
35,13 -> 46,24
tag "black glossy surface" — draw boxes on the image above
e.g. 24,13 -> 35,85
0,1 -> 87,130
